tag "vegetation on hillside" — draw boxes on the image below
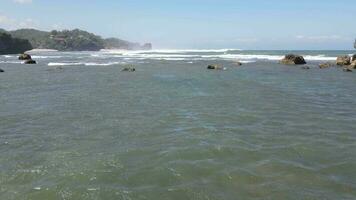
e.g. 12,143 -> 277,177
5,28 -> 152,51
0,32 -> 33,55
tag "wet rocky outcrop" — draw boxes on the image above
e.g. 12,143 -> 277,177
18,53 -> 32,60
336,56 -> 351,66
122,67 -> 136,72
319,62 -> 333,69
280,54 -> 306,65
24,59 -> 37,64
207,64 -> 226,70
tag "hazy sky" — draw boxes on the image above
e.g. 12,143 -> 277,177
1,0 -> 356,49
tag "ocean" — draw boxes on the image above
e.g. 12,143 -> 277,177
1,49 -> 356,200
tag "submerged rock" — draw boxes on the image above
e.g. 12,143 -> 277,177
18,53 -> 32,60
235,61 -> 243,66
319,62 -> 333,69
336,56 -> 351,66
207,64 -> 226,70
343,67 -> 353,72
24,59 -> 37,64
122,67 -> 136,72
301,66 -> 310,70
0,68 -> 4,73
280,54 -> 306,65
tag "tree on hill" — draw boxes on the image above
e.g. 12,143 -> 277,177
0,32 -> 33,55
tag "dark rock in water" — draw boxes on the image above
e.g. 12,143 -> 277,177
280,54 -> 306,65
301,66 -> 310,70
207,64 -> 225,70
24,59 -> 36,64
319,63 -> 333,69
0,68 -> 4,73
235,61 -> 242,66
18,53 -> 32,60
336,56 -> 351,66
122,67 -> 136,72
352,54 -> 356,61
343,67 -> 353,72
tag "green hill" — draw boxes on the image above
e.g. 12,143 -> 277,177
0,32 -> 33,55
4,28 -> 152,51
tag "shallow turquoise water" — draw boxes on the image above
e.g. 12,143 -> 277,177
1,51 -> 356,199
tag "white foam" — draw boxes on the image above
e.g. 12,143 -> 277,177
27,49 -> 58,53
0,61 -> 23,64
303,55 -> 337,61
48,62 -> 82,66
48,62 -> 123,66
32,56 -> 63,59
84,62 -> 122,66
100,48 -> 241,54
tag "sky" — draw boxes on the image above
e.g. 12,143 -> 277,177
0,0 -> 356,49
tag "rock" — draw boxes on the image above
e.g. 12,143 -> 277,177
336,56 -> 351,66
122,67 -> 136,72
352,54 -> 356,61
207,64 -> 226,70
24,59 -> 36,64
319,63 -> 333,69
343,67 -> 353,72
301,66 -> 310,70
18,53 -> 32,60
0,68 -> 4,73
280,54 -> 306,65
350,61 -> 356,69
235,61 -> 242,66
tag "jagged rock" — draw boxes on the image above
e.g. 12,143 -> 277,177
301,66 -> 310,70
336,56 -> 351,66
24,59 -> 36,64
319,63 -> 333,69
122,67 -> 136,72
207,64 -> 226,70
0,68 -> 4,73
280,54 -> 306,65
18,53 -> 32,60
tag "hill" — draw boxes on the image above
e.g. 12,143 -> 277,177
5,28 -> 152,51
0,32 -> 33,55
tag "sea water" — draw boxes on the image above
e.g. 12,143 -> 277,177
0,50 -> 356,199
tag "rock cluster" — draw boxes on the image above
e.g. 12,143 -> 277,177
122,66 -> 136,72
18,53 -> 36,64
279,54 -> 306,65
336,55 -> 356,72
207,64 -> 226,70
319,62 -> 334,69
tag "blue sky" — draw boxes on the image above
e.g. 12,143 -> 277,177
1,0 -> 356,49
